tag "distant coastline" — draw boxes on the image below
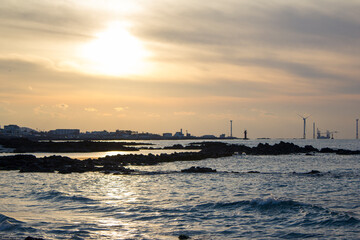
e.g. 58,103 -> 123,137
0,124 -> 243,141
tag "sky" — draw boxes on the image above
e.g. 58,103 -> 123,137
0,0 -> 359,139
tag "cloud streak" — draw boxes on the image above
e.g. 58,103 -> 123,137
135,0 -> 360,85
0,0 -> 359,138
0,0 -> 106,40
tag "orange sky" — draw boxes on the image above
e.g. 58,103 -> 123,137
0,0 -> 360,138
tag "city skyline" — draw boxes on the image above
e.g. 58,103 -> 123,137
1,0 -> 360,139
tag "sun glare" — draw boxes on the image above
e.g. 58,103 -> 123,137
80,22 -> 149,76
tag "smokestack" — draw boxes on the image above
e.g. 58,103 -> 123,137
313,122 -> 315,139
356,119 -> 359,139
230,120 -> 233,138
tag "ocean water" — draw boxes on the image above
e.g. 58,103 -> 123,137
0,139 -> 359,239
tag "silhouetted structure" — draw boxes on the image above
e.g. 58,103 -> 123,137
0,123 -> 238,140
313,122 -> 316,139
298,115 -> 310,139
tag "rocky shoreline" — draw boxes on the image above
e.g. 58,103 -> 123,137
177,141 -> 360,155
0,137 -> 149,153
1,141 -> 359,174
0,149 -> 229,174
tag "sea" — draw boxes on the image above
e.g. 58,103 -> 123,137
0,139 -> 359,239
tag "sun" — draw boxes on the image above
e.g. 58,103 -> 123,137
80,22 -> 149,76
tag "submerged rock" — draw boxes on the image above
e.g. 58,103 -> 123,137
25,237 -> 44,240
306,170 -> 321,175
181,166 -> 217,173
178,234 -> 191,239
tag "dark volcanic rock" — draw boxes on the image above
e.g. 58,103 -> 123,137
0,137 -> 142,153
335,149 -> 360,155
164,144 -> 184,149
252,141 -> 305,155
320,147 -> 337,153
178,234 -> 191,240
0,155 -> 135,174
186,141 -> 323,156
25,237 -> 44,240
1,140 -> 359,174
0,149 -> 226,174
181,166 -> 217,173
320,147 -> 360,155
305,170 -> 321,175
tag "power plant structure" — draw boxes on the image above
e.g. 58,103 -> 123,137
313,122 -> 316,139
298,114 -> 310,139
356,119 -> 359,139
317,128 -> 338,139
230,120 -> 233,138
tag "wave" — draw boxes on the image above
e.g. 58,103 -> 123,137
0,213 -> 35,233
195,198 -> 305,211
291,170 -> 360,178
193,198 -> 360,228
32,190 -> 96,204
0,213 -> 24,232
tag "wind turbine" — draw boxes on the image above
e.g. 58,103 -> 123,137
298,114 -> 311,139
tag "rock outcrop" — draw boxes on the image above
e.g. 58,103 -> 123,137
1,141 -> 359,174
181,166 -> 217,173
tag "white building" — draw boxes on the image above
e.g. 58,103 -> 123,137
48,129 -> 80,136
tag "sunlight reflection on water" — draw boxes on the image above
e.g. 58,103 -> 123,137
0,149 -> 200,159
0,140 -> 360,239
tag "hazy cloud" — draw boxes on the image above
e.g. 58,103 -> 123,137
147,113 -> 161,118
135,0 -> 360,51
0,56 -> 49,73
114,107 -> 129,112
134,0 -> 360,89
33,104 -> 67,118
251,108 -> 277,118
84,108 -> 98,112
174,111 -> 196,116
0,0 -> 106,40
56,104 -> 69,110
0,104 -> 16,115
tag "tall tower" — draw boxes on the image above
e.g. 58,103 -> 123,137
230,120 -> 233,138
356,119 -> 359,139
298,115 -> 310,139
313,122 -> 315,139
